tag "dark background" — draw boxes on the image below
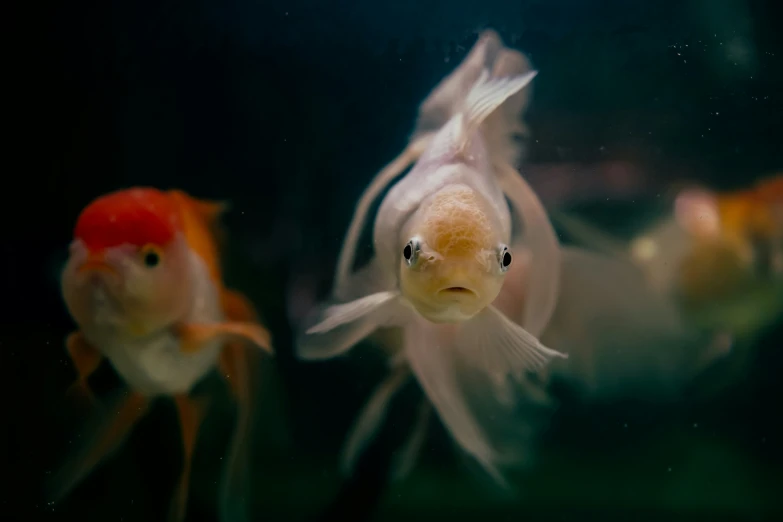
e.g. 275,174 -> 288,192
4,0 -> 782,521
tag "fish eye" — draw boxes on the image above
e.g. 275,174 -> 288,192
140,245 -> 162,268
403,238 -> 421,267
499,245 -> 512,272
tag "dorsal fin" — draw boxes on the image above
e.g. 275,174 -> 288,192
167,189 -> 230,284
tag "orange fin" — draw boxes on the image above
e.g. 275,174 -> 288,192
217,288 -> 266,521
174,321 -> 273,355
47,389 -> 149,504
217,342 -> 261,522
64,331 -> 103,410
167,395 -> 208,522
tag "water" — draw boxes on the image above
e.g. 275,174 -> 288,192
5,0 -> 782,520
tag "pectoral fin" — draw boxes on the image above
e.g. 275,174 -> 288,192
403,309 -> 563,486
64,331 -> 103,409
297,291 -> 407,360
175,321 -> 272,355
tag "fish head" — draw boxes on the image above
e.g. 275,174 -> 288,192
61,188 -> 192,336
399,185 -> 510,323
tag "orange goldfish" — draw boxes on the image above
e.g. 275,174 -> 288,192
50,187 -> 273,522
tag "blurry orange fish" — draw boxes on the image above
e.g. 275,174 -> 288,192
547,173 -> 783,396
50,187 -> 273,522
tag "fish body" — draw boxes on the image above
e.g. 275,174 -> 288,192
53,187 -> 272,522
298,31 -> 564,484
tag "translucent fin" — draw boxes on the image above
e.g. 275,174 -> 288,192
462,306 -> 567,383
456,70 -> 538,155
403,312 -> 562,486
334,137 -> 431,299
297,291 -> 407,360
47,389 -> 149,504
390,399 -> 432,481
496,163 -> 561,337
413,30 -> 503,139
340,365 -> 411,476
483,47 -> 536,167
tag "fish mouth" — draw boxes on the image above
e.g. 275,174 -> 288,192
437,286 -> 478,298
77,260 -> 118,276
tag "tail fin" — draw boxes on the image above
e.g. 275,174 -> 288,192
413,30 -> 503,139
413,30 -> 536,167
483,48 -> 536,167
457,69 -> 537,156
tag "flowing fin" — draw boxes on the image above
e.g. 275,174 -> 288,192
47,389 -> 149,504
460,306 -> 567,385
413,30 -> 503,139
455,69 -> 538,156
297,291 -> 407,360
217,288 -> 267,522
334,137 -> 431,298
63,331 -> 103,410
167,189 -> 229,283
175,321 -> 272,355
390,399 -> 432,481
403,317 -> 509,486
168,395 -> 208,522
484,47 -> 535,167
496,163 -> 561,337
340,365 -> 411,476
404,309 -> 564,486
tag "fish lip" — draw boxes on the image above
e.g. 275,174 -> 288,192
77,260 -> 119,276
436,286 -> 478,298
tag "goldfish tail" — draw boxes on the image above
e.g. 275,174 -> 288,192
457,67 -> 537,157
413,30 -> 502,140
47,389 -> 149,504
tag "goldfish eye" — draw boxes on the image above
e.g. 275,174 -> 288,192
139,245 -> 162,268
403,238 -> 421,267
499,245 -> 512,272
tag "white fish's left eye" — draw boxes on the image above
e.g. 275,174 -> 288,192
498,244 -> 512,272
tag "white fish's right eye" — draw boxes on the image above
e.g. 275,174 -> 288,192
403,238 -> 421,267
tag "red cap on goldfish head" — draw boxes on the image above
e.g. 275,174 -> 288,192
74,188 -> 182,250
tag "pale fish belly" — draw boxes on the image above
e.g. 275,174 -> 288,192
103,333 -> 222,397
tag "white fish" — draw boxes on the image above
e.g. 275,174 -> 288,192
297,31 -> 566,484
